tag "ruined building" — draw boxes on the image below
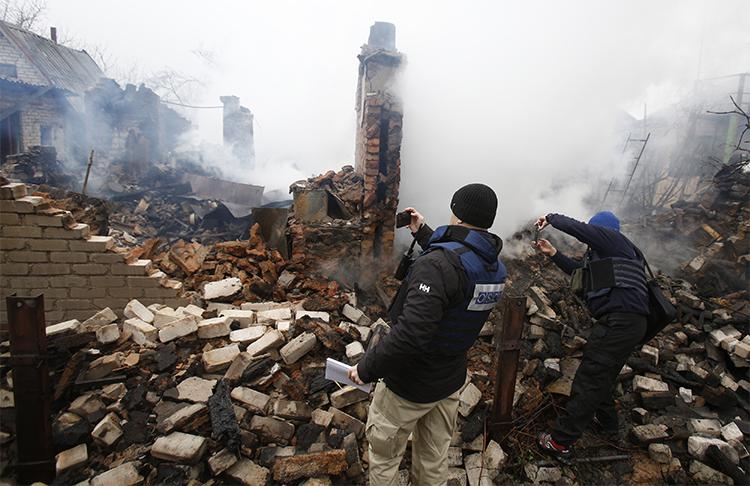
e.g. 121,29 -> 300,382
290,22 -> 405,288
220,95 -> 255,170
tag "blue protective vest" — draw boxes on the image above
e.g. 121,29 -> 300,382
412,226 -> 506,356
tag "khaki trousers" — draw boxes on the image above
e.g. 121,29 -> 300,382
365,381 -> 460,486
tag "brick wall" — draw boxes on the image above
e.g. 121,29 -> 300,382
0,182 -> 189,326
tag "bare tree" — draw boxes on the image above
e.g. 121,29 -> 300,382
1,0 -> 47,32
145,67 -> 205,105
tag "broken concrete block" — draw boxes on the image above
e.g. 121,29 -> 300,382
84,354 -> 123,381
648,443 -> 672,464
207,447 -> 239,475
123,318 -> 158,344
733,341 -> 750,359
151,431 -> 208,465
688,460 -> 733,485
679,387 -> 694,404
640,344 -> 659,366
224,352 -> 254,381
632,375 -> 670,392
230,326 -> 267,344
124,299 -> 155,323
250,415 -> 295,445
342,304 -> 370,327
311,409 -> 334,429
687,436 -> 739,464
231,386 -> 271,414
203,344 -> 241,373
159,403 -> 208,434
675,290 -> 703,309
69,393 -> 105,417
225,458 -> 270,486
273,400 -> 314,421
257,307 -> 293,325
176,376 -> 217,403
203,277 -> 243,301
82,307 -> 118,330
722,421 -> 744,445
688,419 -> 723,438
280,332 -> 317,365
56,443 -> 88,475
89,461 -> 143,486
330,387 -> 370,410
296,309 -> 330,323
329,408 -> 364,439
101,383 -> 128,403
158,315 -> 198,343
458,382 -> 482,418
220,309 -> 256,327
153,307 -> 181,328
91,412 -> 123,447
447,446 -> 463,467
246,329 -> 285,357
630,424 -> 669,445
197,316 -> 231,339
46,319 -> 82,337
0,182 -> 26,199
345,341 -> 365,364
179,304 -> 205,318
96,323 -> 120,344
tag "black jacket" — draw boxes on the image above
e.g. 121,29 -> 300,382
357,224 -> 504,403
547,213 -> 649,319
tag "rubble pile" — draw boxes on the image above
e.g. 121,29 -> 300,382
2,146 -> 77,189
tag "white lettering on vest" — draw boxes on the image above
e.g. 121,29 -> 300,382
467,283 -> 505,311
419,283 -> 430,293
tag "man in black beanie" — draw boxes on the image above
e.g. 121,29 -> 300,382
349,183 -> 507,486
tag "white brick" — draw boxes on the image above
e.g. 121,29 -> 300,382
176,376 -> 217,403
91,413 -> 123,447
722,422 -> 744,445
458,382 -> 482,418
46,319 -> 82,336
82,307 -> 118,329
153,307 -> 181,328
245,329 -> 285,357
203,344 -> 241,373
280,332 -> 317,365
56,443 -> 88,474
257,307 -> 293,324
687,436 -> 739,464
345,341 -> 365,364
123,318 -> 158,343
231,386 -> 271,414
688,419 -> 722,438
632,375 -> 670,393
640,344 -> 659,366
179,304 -> 205,318
229,326 -> 266,344
219,309 -> 256,327
89,461 -> 143,486
151,431 -> 207,465
203,277 -> 242,301
197,316 -> 232,339
159,316 -> 198,342
123,299 -> 154,323
96,323 -> 120,344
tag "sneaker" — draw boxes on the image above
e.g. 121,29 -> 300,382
591,417 -> 620,442
537,432 -> 575,465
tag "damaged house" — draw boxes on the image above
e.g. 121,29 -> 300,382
0,20 -> 102,168
0,20 -> 749,486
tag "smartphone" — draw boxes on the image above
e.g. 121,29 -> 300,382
396,211 -> 411,228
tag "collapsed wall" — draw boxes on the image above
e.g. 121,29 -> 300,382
0,182 -> 188,325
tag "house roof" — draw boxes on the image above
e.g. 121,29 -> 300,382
0,19 -> 103,109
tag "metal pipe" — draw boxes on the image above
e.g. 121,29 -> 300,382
6,293 -> 55,484
82,149 -> 94,195
489,295 -> 526,447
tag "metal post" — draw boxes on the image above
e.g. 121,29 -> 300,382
489,295 -> 525,447
6,293 -> 55,484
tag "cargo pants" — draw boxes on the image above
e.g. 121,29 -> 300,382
552,312 -> 647,446
366,381 -> 460,486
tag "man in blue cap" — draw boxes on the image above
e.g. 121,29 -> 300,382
533,211 -> 649,464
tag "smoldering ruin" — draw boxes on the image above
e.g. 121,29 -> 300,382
1,18 -> 749,486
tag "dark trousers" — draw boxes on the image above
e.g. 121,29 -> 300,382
552,312 -> 647,447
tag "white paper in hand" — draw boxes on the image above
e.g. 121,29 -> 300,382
325,358 -> 372,393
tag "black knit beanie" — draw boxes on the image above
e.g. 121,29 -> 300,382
450,183 -> 497,228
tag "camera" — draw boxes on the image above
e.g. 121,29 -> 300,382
396,211 -> 411,228
394,249 -> 415,280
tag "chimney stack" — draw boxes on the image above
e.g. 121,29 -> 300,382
50,27 -> 57,43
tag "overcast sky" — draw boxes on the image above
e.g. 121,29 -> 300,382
45,0 -> 749,240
